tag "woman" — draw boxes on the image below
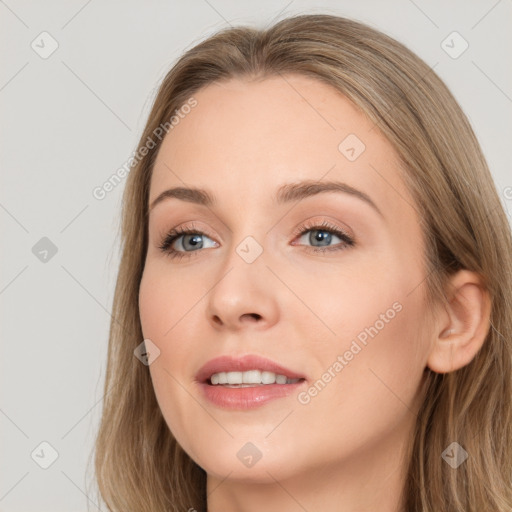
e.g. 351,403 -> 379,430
92,14 -> 512,511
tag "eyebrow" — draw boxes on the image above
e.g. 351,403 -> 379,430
149,179 -> 383,218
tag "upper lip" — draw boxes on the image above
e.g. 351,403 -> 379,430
196,354 -> 306,383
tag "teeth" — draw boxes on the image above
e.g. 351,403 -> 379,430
243,370 -> 261,384
262,371 -> 276,384
275,374 -> 287,384
227,371 -> 243,385
209,370 -> 301,386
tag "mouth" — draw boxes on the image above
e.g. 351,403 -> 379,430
207,369 -> 305,387
196,354 -> 307,386
195,354 -> 307,409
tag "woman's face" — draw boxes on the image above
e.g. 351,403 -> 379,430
139,75 -> 433,486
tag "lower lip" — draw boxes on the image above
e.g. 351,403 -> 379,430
199,381 -> 306,409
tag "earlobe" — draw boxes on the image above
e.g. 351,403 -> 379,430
426,270 -> 491,374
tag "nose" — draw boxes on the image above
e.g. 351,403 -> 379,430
205,245 -> 280,332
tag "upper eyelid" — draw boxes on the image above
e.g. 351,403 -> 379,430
165,222 -> 345,237
292,217 -> 353,237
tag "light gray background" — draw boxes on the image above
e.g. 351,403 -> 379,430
1,1 -> 511,510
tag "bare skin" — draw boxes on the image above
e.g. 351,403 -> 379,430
139,74 -> 490,511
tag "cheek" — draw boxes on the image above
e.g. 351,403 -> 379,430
139,266 -> 205,458
291,305 -> 427,467
294,251 -> 428,402
139,261 -> 202,340
138,265 -> 197,386
299,277 -> 428,434
139,269 -> 170,341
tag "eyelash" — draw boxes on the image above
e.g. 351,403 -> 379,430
158,220 -> 355,261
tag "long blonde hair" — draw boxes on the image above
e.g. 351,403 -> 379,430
91,14 -> 512,511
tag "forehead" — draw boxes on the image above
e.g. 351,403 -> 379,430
149,74 -> 411,218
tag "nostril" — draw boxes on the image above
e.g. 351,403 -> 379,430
243,313 -> 261,321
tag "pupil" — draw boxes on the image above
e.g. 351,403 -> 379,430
311,230 -> 331,246
184,234 -> 203,250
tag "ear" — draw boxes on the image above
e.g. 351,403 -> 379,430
427,270 -> 491,374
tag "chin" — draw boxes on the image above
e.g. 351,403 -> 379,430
200,457 -> 300,484
186,438 -> 308,484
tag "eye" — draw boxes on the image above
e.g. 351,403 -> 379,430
291,219 -> 355,253
158,219 -> 355,261
158,223 -> 218,261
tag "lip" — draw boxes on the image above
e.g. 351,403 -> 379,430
196,354 -> 306,384
195,354 -> 307,410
